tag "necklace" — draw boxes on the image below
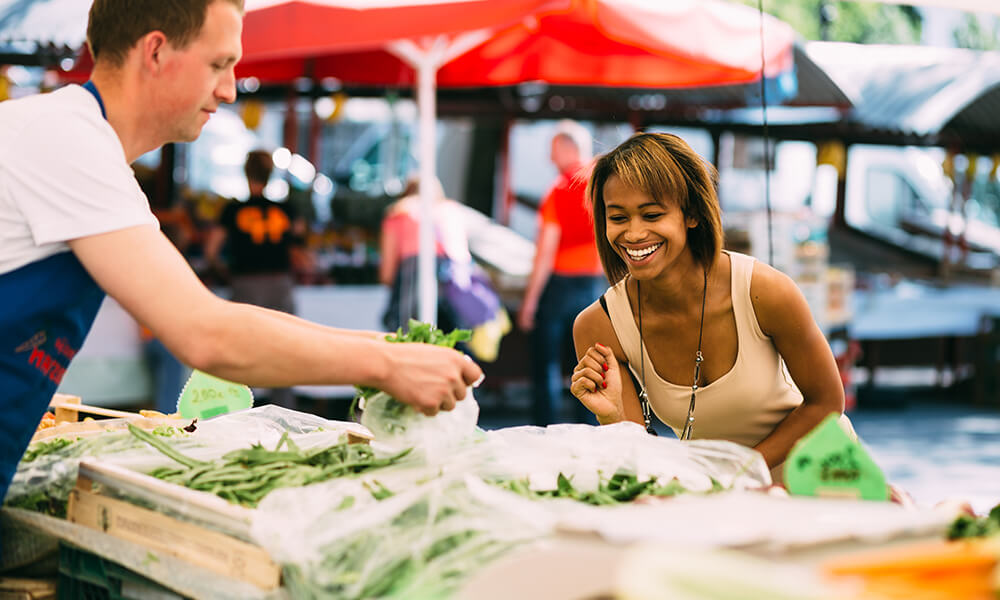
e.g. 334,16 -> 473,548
636,268 -> 708,439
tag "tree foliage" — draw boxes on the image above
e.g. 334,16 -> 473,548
737,0 -> 922,44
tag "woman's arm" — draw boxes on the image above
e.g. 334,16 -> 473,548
379,217 -> 401,287
517,223 -> 560,331
571,302 -> 645,426
749,262 -> 845,468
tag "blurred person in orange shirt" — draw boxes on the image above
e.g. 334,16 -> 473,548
518,121 -> 605,425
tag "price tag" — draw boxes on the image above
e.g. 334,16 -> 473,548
176,370 -> 253,419
784,413 -> 888,501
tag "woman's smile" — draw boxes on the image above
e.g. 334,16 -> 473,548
622,242 -> 663,263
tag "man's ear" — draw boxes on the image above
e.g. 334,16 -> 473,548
140,31 -> 169,73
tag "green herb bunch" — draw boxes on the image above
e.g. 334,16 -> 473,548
351,320 -> 472,420
947,502 -> 1000,540
494,470 -> 724,506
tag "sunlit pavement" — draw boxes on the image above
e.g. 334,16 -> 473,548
851,398 -> 1000,513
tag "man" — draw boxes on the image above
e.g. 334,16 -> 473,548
205,149 -> 304,409
0,0 -> 481,502
517,121 -> 605,426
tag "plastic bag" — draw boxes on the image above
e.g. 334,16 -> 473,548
4,406 -> 370,517
477,421 -> 771,494
254,475 -> 545,600
360,388 -> 480,462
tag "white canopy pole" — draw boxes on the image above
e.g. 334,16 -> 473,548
389,37 -> 448,325
388,30 -> 489,325
415,50 -> 439,324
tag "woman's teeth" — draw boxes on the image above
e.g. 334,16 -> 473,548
625,243 -> 662,260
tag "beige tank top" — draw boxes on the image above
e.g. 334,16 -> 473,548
604,251 -> 803,446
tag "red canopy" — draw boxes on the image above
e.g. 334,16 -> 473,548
442,0 -> 795,88
242,0 -> 569,60
60,0 -> 569,84
237,0 -> 796,89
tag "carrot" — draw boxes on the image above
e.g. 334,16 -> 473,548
824,539 -> 996,576
860,574 -> 994,600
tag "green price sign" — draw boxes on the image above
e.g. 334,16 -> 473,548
177,370 -> 253,419
784,413 -> 888,501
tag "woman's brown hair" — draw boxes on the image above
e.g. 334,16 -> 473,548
586,132 -> 723,284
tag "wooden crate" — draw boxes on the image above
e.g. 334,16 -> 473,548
0,578 -> 56,600
67,475 -> 281,590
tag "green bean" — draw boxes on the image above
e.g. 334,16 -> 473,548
127,424 -> 208,469
138,432 -> 413,507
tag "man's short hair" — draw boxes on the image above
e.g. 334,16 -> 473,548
87,0 -> 245,67
244,150 -> 274,185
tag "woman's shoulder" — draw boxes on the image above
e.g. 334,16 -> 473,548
746,255 -> 809,336
747,257 -> 796,297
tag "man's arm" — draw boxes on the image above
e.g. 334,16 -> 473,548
749,262 -> 845,468
517,222 -> 560,331
68,225 -> 481,414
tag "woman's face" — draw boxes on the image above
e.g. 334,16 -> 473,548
603,174 -> 695,279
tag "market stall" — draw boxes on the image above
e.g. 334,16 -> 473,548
4,336 -> 998,600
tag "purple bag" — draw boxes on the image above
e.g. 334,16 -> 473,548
438,259 -> 501,329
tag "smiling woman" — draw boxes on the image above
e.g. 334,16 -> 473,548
570,133 -> 852,477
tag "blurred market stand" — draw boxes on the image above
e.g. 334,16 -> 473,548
1,0 -> 998,408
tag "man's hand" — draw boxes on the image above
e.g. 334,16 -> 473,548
570,343 -> 624,423
379,344 -> 484,416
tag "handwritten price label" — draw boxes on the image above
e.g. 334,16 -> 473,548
784,413 -> 888,501
177,370 -> 253,419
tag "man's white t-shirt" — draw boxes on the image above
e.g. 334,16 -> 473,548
0,84 -> 158,276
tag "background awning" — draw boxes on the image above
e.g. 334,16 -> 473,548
0,0 -> 89,66
808,41 -> 1000,148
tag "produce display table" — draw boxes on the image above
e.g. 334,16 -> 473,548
3,508 -> 287,600
4,403 -> 995,600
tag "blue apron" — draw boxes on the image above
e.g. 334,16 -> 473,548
0,81 -> 108,503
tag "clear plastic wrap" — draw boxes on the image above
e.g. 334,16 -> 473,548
248,418 -> 770,598
477,421 -> 771,494
4,405 -> 370,516
10,399 -> 774,598
254,475 -> 546,600
360,389 -> 480,462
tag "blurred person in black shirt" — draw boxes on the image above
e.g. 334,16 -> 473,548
205,149 -> 305,409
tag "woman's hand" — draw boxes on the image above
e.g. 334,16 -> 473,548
570,343 -> 624,423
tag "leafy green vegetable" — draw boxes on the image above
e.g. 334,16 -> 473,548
283,483 -> 523,600
4,488 -> 68,517
493,470 -> 721,505
20,438 -> 75,462
7,430 -> 158,516
947,502 -> 1000,540
351,320 -> 472,420
363,479 -> 395,501
151,425 -> 183,437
